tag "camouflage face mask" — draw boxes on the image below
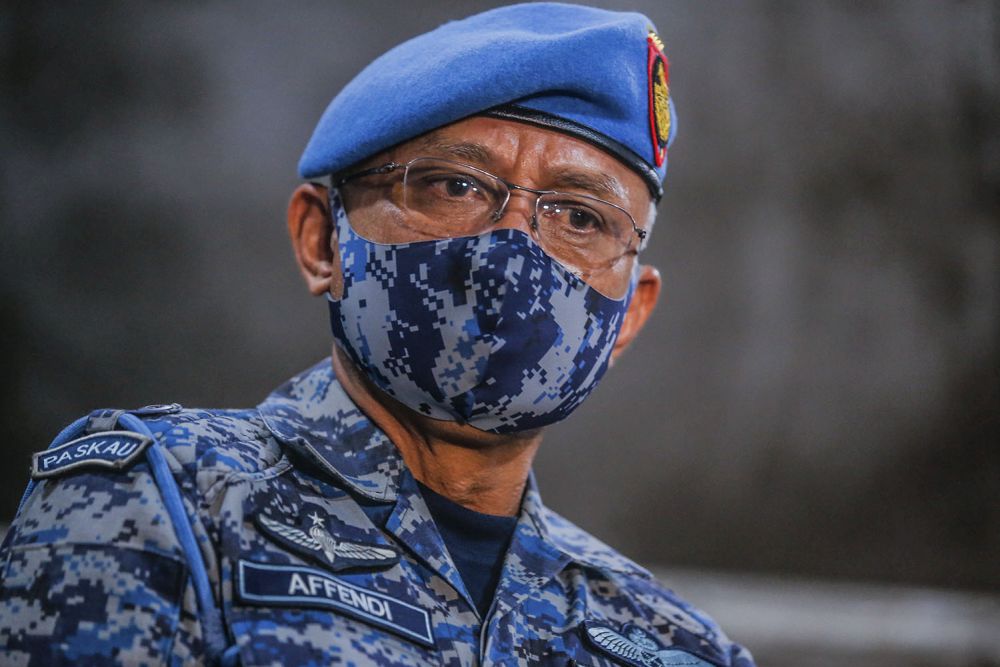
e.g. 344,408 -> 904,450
326,189 -> 636,434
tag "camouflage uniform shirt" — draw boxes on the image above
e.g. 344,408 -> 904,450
0,360 -> 754,666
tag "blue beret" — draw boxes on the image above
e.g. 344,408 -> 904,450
299,2 -> 678,200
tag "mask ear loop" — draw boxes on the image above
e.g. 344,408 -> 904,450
618,259 -> 641,311
327,183 -> 366,279
327,185 -> 349,238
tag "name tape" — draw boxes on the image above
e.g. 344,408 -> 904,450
31,431 -> 153,480
236,560 -> 434,648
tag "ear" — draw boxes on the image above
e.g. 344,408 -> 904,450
287,183 -> 343,298
610,265 -> 661,364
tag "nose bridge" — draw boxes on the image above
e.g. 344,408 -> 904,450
493,185 -> 538,234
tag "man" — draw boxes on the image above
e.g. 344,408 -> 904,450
0,4 -> 754,666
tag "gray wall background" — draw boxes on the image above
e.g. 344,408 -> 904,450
1,0 -> 997,596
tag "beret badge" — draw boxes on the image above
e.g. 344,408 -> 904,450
646,30 -> 671,168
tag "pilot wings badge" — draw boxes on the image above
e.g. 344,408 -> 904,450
582,621 -> 717,667
256,512 -> 399,572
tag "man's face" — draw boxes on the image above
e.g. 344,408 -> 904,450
339,117 -> 656,300
288,116 -> 662,370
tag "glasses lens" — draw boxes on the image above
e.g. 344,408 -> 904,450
535,194 -> 636,271
402,158 -> 505,236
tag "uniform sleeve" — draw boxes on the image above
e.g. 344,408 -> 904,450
0,454 -> 207,665
729,642 -> 757,667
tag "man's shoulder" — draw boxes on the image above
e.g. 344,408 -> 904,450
540,504 -> 655,579
136,404 -> 284,479
540,506 -> 752,665
22,403 -> 285,507
4,404 -> 284,558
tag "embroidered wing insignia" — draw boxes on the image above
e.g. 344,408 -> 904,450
258,514 -> 322,551
256,511 -> 400,572
333,540 -> 398,562
583,621 -> 717,667
587,625 -> 647,663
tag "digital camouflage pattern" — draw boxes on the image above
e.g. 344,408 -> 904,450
0,360 -> 754,666
328,192 -> 635,434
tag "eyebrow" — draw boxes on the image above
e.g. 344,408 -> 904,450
545,167 -> 626,202
417,137 -> 495,165
414,136 -> 627,202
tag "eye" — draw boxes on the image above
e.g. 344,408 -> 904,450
566,207 -> 601,231
415,171 -> 493,203
443,176 -> 477,198
541,201 -> 606,235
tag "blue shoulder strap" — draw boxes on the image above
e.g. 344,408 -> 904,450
16,412 -> 234,665
117,413 -> 230,662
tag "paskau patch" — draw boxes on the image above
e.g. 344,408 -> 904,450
31,430 -> 152,480
235,560 -> 434,648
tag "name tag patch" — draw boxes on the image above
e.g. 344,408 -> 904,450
31,431 -> 152,480
236,560 -> 434,648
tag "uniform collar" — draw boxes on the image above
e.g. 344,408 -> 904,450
257,358 -> 406,502
257,359 -> 650,578
521,474 -> 652,579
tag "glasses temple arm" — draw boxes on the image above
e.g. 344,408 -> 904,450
334,162 -> 402,187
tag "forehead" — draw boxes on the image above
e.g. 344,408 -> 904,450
395,117 -> 652,208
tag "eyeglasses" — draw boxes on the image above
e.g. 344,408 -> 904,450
335,157 -> 647,274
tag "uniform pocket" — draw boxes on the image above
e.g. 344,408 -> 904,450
0,543 -> 187,666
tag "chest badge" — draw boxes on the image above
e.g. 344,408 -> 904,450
583,621 -> 716,667
256,511 -> 399,572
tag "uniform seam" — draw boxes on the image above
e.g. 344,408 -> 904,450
0,533 -> 16,587
159,555 -> 191,662
204,455 -> 293,503
193,442 -> 284,483
3,540 -> 188,564
154,418 -> 282,498
150,412 -> 276,468
540,509 -> 652,578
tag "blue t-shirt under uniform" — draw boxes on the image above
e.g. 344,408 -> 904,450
417,481 -> 518,618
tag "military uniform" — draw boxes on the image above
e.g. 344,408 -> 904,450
0,360 -> 753,666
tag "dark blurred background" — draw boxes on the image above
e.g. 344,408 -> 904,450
2,0 -> 998,661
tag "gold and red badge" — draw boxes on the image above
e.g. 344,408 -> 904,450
646,30 -> 671,167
